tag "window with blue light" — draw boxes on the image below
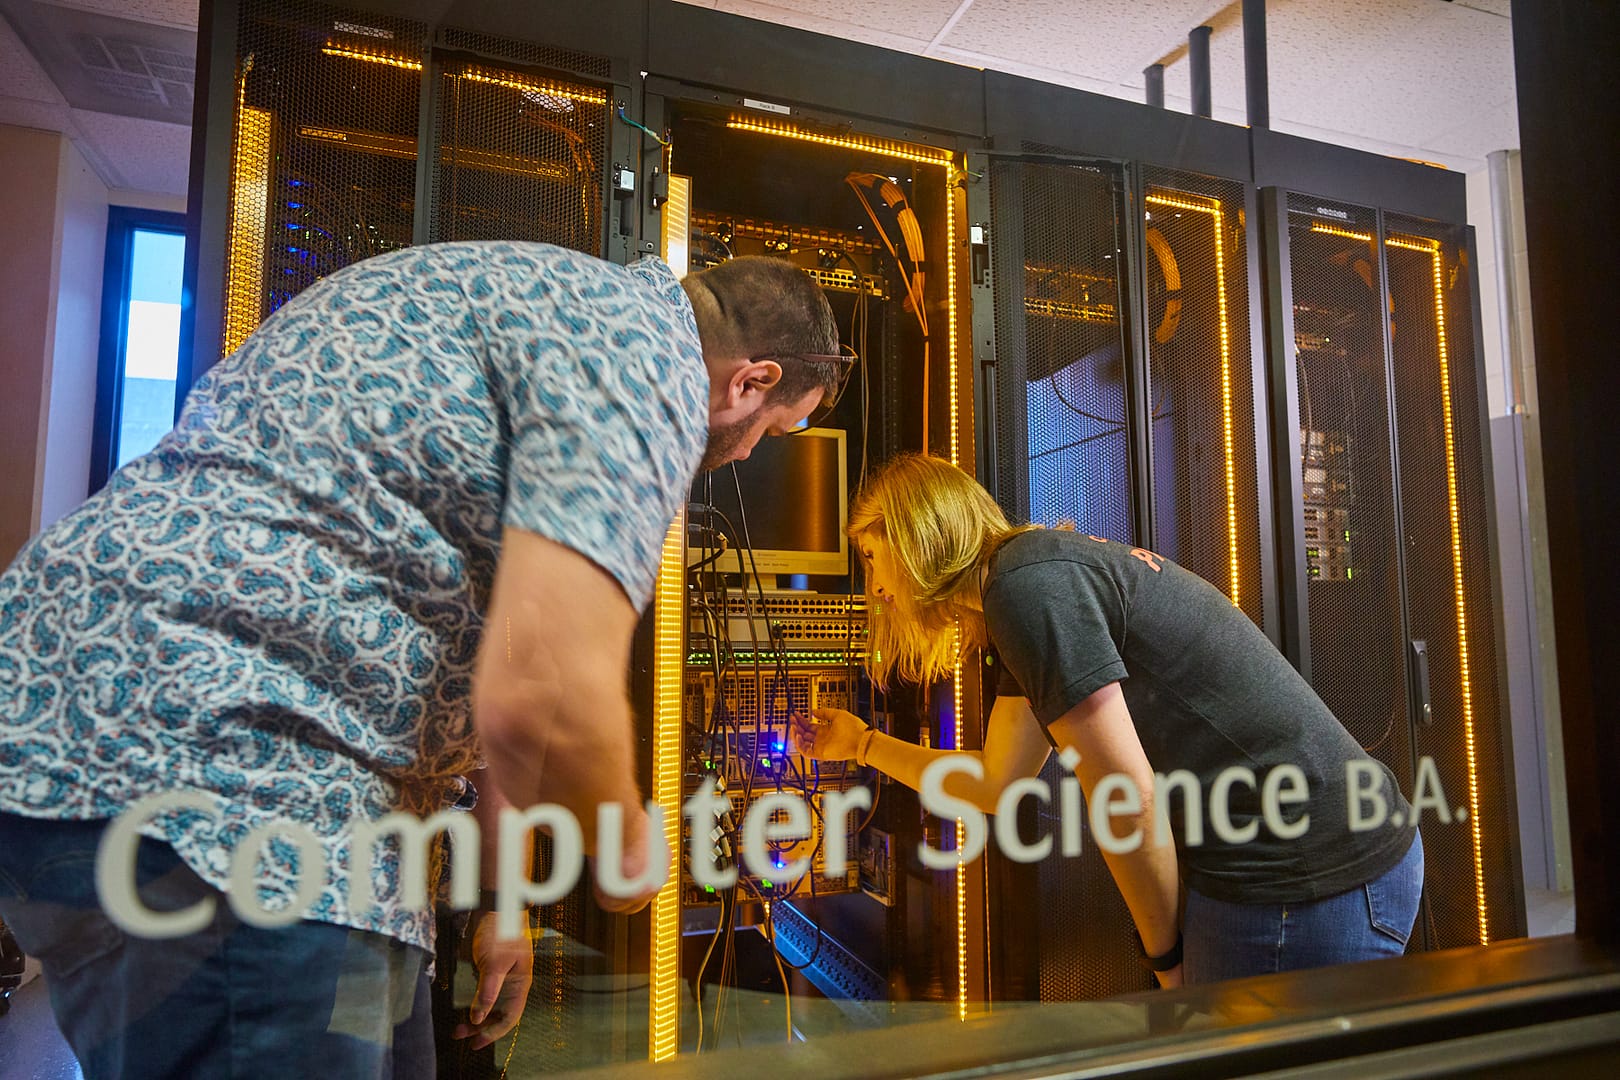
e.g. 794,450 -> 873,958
117,229 -> 185,467
92,208 -> 186,493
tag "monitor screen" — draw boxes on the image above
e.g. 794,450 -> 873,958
693,427 -> 848,578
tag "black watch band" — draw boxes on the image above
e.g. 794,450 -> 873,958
1138,931 -> 1184,972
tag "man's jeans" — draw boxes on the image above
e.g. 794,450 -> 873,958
1184,830 -> 1425,984
0,812 -> 432,1079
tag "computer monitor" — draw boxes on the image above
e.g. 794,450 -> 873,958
693,426 -> 849,578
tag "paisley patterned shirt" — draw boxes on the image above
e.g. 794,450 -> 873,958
0,242 -> 707,952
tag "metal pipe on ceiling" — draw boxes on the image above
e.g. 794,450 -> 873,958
1189,25 -> 1212,117
1144,63 -> 1164,108
1243,0 -> 1270,128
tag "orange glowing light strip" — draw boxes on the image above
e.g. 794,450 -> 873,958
1391,232 -> 1488,943
953,642 -> 967,1021
1310,222 -> 1374,243
649,512 -> 685,1059
648,177 -> 696,1059
947,168 -> 967,1020
457,68 -> 608,105
947,174 -> 961,469
1148,192 -> 1240,609
223,79 -> 270,357
320,44 -> 422,70
724,118 -> 955,166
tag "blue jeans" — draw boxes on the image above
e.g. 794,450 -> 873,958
0,813 -> 433,1080
1183,831 -> 1424,984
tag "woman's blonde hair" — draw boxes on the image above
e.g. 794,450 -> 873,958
847,454 -> 1030,688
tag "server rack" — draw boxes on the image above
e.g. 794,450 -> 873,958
1259,176 -> 1525,951
968,72 -> 1277,1001
636,16 -> 989,1051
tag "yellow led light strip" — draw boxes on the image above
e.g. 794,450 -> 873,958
947,178 -> 961,469
947,177 -> 967,1017
946,621 -> 966,1019
649,513 -> 685,1060
660,175 -> 692,280
1148,191 -> 1240,609
320,44 -> 422,70
1390,232 -> 1488,943
222,72 -> 270,357
648,174 -> 695,1060
456,68 -> 608,105
1309,222 -> 1374,243
725,118 -> 955,166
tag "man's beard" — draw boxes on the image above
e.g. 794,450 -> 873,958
698,408 -> 759,472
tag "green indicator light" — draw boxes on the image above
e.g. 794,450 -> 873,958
1344,530 -> 1351,541
1346,567 -> 1354,579
762,880 -> 773,889
704,885 -> 715,893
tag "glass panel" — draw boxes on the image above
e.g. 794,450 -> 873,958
116,228 -> 185,467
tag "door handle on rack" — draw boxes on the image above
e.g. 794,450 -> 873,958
1409,639 -> 1432,727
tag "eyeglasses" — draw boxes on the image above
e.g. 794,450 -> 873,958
750,344 -> 859,432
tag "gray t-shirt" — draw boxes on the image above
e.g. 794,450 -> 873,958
983,528 -> 1416,903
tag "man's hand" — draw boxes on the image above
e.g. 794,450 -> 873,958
454,911 -> 534,1050
591,801 -> 659,915
789,708 -> 867,761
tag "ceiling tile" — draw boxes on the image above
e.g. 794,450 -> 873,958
712,0 -> 940,52
0,0 -> 197,124
0,8 -> 67,104
927,42 -> 1122,96
941,0 -> 1223,86
1161,0 -> 1516,168
714,0 -> 964,45
69,107 -> 189,195
47,0 -> 199,31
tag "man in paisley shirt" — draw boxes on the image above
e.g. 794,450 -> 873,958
0,242 -> 841,1077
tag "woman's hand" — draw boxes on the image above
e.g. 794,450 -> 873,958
789,708 -> 868,761
1155,962 -> 1183,989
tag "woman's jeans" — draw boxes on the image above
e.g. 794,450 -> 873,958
1184,830 -> 1425,984
0,812 -> 433,1080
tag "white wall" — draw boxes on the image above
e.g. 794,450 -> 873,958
1469,150 -> 1570,896
39,136 -> 109,530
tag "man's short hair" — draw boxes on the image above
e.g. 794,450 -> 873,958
684,256 -> 841,404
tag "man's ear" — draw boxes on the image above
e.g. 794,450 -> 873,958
723,356 -> 783,408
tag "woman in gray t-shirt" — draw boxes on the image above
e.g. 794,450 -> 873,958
791,453 -> 1422,987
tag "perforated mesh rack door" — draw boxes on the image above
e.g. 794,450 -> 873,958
428,55 -> 609,251
985,154 -> 1152,1000
1285,194 -> 1414,791
437,27 -> 611,80
987,157 -> 1135,540
1384,214 -> 1520,947
223,0 -> 427,353
1141,168 -> 1265,629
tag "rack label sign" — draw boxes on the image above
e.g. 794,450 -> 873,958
743,97 -> 792,116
